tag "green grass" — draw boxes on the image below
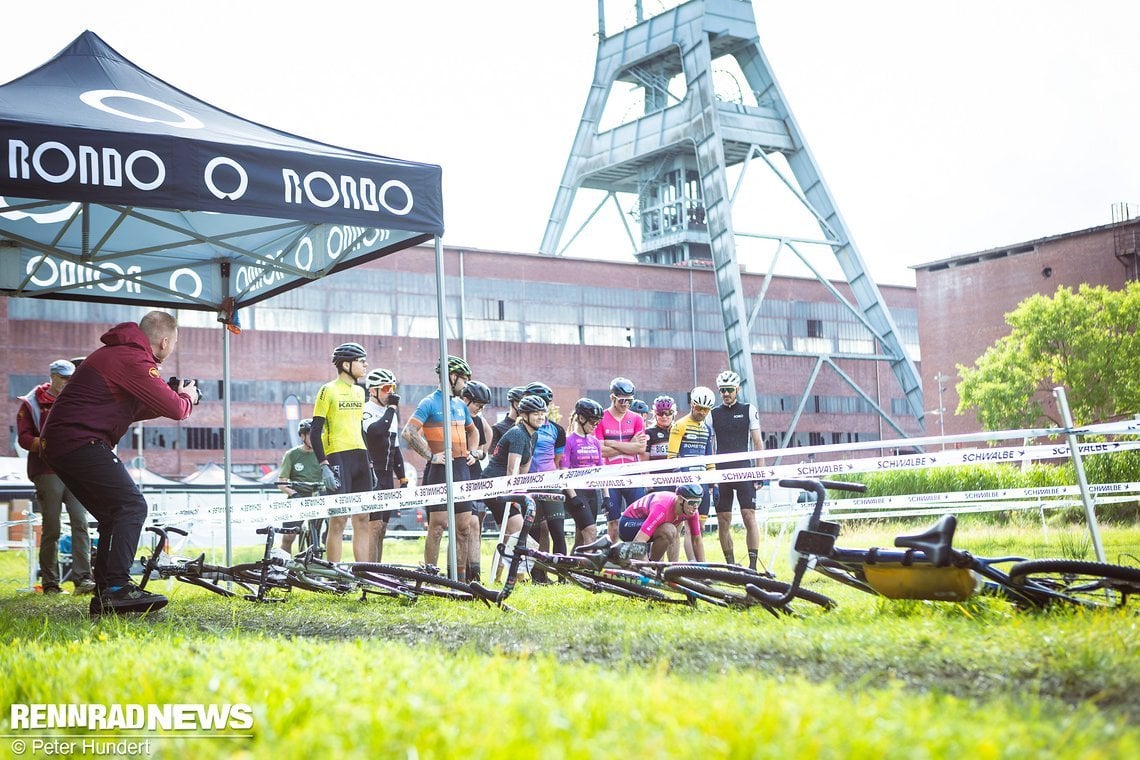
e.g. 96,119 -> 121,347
1,522 -> 1138,759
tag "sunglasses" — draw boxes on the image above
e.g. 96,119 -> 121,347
582,418 -> 600,426
656,410 -> 674,416
719,387 -> 737,393
692,405 -> 712,413
614,397 -> 633,405
682,498 -> 702,509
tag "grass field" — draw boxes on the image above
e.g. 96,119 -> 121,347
1,516 -> 1138,759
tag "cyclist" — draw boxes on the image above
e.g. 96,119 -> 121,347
362,368 -> 407,562
276,418 -> 323,554
618,484 -> 706,562
461,379 -> 494,581
482,394 -> 548,540
667,386 -> 717,560
710,369 -> 765,569
490,385 -> 526,450
645,395 -> 676,472
630,399 -> 654,429
595,376 -> 648,541
402,354 -> 479,580
520,381 -> 567,582
311,342 -> 372,563
562,397 -> 607,549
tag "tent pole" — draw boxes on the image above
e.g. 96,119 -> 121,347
434,236 -> 458,579
223,322 -> 233,567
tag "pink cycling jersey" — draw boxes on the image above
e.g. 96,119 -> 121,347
621,491 -> 699,539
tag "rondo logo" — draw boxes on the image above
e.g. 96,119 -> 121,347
204,157 -> 248,200
79,90 -> 204,130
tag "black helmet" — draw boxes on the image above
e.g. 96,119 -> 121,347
573,397 -> 604,422
461,380 -> 491,404
610,376 -> 635,396
297,418 -> 313,435
676,483 -> 703,500
507,386 -> 527,404
517,395 -> 548,414
436,355 -> 472,378
524,381 -> 553,403
332,342 -> 367,364
630,399 -> 650,415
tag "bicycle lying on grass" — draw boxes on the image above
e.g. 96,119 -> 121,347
139,525 -> 418,603
471,492 -> 833,615
746,478 -> 1140,611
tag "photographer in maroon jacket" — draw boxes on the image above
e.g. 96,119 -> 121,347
40,311 -> 200,616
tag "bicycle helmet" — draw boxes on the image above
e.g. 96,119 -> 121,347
689,386 -> 716,409
630,399 -> 650,415
507,385 -> 527,404
676,483 -> 703,500
297,418 -> 313,435
365,368 -> 397,389
610,376 -> 636,396
524,381 -> 554,403
517,394 -> 548,414
331,342 -> 367,364
653,395 -> 676,413
462,380 -> 492,404
573,397 -> 604,421
715,370 -> 741,389
436,355 -> 472,378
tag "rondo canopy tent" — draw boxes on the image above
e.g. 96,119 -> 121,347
0,31 -> 443,310
0,32 -> 450,566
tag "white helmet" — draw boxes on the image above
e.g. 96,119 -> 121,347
690,386 -> 716,409
716,370 -> 741,389
365,368 -> 397,389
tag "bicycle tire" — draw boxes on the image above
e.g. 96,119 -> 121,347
663,565 -> 835,612
1008,559 -> 1140,610
351,564 -> 480,602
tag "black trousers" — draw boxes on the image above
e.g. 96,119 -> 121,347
48,441 -> 147,590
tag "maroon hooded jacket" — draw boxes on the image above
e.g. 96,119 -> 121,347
16,382 -> 60,478
40,322 -> 194,461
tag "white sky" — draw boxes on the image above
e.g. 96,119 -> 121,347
3,1 -> 1138,286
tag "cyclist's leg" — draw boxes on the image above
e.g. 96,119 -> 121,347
714,485 -> 736,564
737,482 -> 760,570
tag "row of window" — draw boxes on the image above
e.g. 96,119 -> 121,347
6,268 -> 920,358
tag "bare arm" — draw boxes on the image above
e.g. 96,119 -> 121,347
401,422 -> 434,462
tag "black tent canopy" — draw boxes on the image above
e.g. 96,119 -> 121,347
0,31 -> 443,311
0,32 -> 461,570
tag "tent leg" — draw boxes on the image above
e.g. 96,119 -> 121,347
434,236 -> 459,580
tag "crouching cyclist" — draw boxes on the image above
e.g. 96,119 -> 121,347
617,484 -> 706,562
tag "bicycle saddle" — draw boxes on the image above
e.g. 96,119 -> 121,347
894,514 -> 957,567
573,536 -> 612,555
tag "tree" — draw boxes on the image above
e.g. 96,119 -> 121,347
956,281 -> 1140,429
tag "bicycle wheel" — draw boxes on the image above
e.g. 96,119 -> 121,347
351,564 -> 481,603
662,565 -> 835,612
1008,559 -> 1140,610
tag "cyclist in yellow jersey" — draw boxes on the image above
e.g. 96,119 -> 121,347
667,386 -> 718,561
310,342 -> 372,563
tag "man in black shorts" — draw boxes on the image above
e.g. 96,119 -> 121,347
363,368 -> 406,562
710,370 -> 765,569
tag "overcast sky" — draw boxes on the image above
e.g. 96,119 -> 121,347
3,1 -> 1137,286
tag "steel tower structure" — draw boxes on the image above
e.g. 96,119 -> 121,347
540,0 -> 925,438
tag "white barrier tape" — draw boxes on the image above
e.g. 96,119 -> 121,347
143,430 -> 1140,526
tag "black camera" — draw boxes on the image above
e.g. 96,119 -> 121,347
168,377 -> 201,404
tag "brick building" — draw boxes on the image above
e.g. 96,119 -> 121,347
3,245 -> 920,477
913,217 -> 1140,435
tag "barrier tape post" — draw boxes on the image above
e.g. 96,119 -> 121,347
1053,386 -> 1106,563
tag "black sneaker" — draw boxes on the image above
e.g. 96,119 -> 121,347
42,585 -> 63,595
90,583 -> 168,616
